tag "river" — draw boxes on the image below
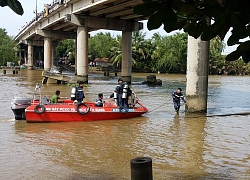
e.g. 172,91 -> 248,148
1,69 -> 250,180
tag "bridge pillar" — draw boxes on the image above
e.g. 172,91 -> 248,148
76,26 -> 88,83
186,36 -> 209,113
44,37 -> 52,71
52,41 -> 59,67
27,40 -> 33,70
74,40 -> 77,75
121,31 -> 132,84
24,51 -> 27,64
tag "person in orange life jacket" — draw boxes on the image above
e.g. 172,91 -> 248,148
77,81 -> 85,103
95,93 -> 104,107
172,88 -> 186,113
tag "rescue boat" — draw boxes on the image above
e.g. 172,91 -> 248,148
24,99 -> 148,123
11,85 -> 148,123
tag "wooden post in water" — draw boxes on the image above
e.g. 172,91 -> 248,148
130,157 -> 153,180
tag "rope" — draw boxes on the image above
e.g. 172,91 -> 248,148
146,102 -> 168,113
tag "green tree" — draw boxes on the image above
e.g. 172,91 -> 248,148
209,36 -> 226,74
132,31 -> 155,72
56,40 -> 75,57
109,35 -> 122,68
134,0 -> 250,63
152,32 -> 187,73
0,28 -> 19,66
0,0 -> 23,15
109,35 -> 138,69
89,32 -> 118,61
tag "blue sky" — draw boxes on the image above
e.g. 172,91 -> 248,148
0,0 -> 236,54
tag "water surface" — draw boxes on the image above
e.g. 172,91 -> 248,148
1,70 -> 250,179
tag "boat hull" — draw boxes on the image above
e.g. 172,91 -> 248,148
25,101 -> 148,123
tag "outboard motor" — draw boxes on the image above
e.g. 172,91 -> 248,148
11,97 -> 31,120
71,86 -> 77,100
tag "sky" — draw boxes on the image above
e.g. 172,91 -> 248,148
0,0 -> 236,54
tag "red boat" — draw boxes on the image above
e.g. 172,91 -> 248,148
11,84 -> 148,123
24,99 -> 148,123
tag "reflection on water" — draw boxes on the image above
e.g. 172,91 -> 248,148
1,70 -> 250,179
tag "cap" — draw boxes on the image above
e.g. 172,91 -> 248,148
79,81 -> 84,84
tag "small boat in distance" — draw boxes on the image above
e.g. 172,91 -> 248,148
11,85 -> 148,123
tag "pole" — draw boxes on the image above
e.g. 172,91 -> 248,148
35,0 -> 37,20
130,157 -> 153,180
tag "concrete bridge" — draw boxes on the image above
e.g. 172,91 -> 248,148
14,0 -> 210,113
15,0 -> 146,83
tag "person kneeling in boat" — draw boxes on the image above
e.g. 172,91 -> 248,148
95,93 -> 104,107
51,90 -> 67,103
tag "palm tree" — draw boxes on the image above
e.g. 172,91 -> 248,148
155,33 -> 188,73
209,36 -> 226,74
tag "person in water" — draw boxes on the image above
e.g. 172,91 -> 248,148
172,88 -> 186,114
51,90 -> 67,103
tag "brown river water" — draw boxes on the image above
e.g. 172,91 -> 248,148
1,69 -> 250,180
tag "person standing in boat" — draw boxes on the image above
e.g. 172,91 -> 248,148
51,90 -> 67,103
76,81 -> 85,103
172,88 -> 186,114
95,93 -> 104,107
115,78 -> 131,108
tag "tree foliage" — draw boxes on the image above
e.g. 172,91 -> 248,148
0,28 -> 19,66
134,0 -> 250,63
56,40 -> 75,57
55,31 -> 247,75
152,32 -> 188,73
88,32 -> 119,61
0,0 -> 23,15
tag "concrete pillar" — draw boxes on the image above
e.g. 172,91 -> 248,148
27,40 -> 33,70
75,39 -> 77,75
76,26 -> 88,83
44,37 -> 52,71
18,51 -> 22,65
186,36 -> 209,113
121,31 -> 132,83
24,51 -> 27,64
52,41 -> 59,67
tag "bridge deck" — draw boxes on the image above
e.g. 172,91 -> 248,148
42,71 -> 71,84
